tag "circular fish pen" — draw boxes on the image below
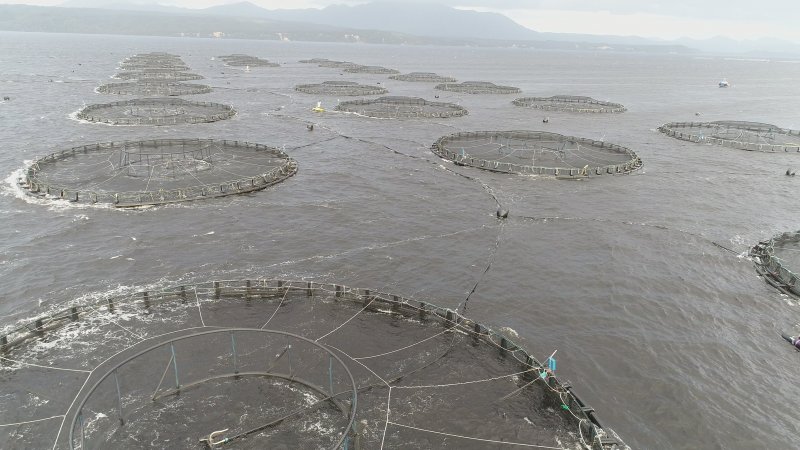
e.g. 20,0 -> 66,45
0,279 -> 624,450
389,72 -> 457,83
306,60 -> 360,69
218,54 -> 279,68
431,130 -> 642,177
435,81 -> 521,94
76,98 -> 236,126
19,138 -> 297,207
113,71 -> 204,82
299,58 -> 333,64
96,82 -> 212,96
120,66 -> 193,73
750,232 -> 800,297
120,63 -> 191,72
294,81 -> 387,96
123,52 -> 180,62
343,65 -> 400,74
658,121 -> 800,153
513,96 -> 627,113
335,96 -> 468,119
120,54 -> 186,70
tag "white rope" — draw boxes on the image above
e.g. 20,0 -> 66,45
0,415 -> 65,428
393,368 -> 534,389
0,356 -> 91,373
388,422 -> 566,449
260,287 -> 290,330
379,387 -> 393,450
353,328 -> 451,360
326,344 -> 389,386
315,296 -> 375,342
194,287 -> 206,327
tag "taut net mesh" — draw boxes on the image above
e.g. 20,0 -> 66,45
218,54 -> 280,68
113,71 -> 204,82
76,98 -> 235,126
435,81 -> 521,94
659,121 -> 800,152
335,96 -> 468,119
343,65 -> 400,74
389,72 -> 457,83
750,231 -> 800,297
96,82 -> 212,96
20,139 -> 297,207
432,130 -> 642,177
295,81 -> 388,96
513,96 -> 626,113
0,279 -> 623,449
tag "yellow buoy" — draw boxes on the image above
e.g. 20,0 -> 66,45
312,101 -> 325,113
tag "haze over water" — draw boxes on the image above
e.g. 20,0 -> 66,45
2,31 -> 800,449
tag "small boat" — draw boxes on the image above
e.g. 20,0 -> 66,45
718,78 -> 729,88
312,101 -> 325,113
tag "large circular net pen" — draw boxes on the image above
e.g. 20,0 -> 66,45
435,81 -> 521,94
295,81 -> 388,96
0,279 -> 625,450
299,58 -> 333,64
113,71 -> 204,82
119,63 -> 191,72
120,66 -> 193,73
750,231 -> 800,297
218,54 -> 280,67
302,59 -> 360,69
658,121 -> 800,153
76,98 -> 236,126
431,130 -> 642,177
343,65 -> 400,74
389,72 -> 457,83
335,96 -> 468,119
513,96 -> 626,113
96,82 -> 212,96
120,54 -> 187,70
19,139 -> 297,207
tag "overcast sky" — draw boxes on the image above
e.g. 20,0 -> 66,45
4,0 -> 799,42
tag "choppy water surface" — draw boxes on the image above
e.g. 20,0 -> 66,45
2,31 -> 800,449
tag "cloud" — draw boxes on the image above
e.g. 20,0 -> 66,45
494,8 -> 800,41
443,0 -> 797,24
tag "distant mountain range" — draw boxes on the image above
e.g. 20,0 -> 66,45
1,1 -> 797,56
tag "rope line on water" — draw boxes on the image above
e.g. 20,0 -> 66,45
393,368 -> 534,389
353,328 -> 451,360
459,221 -> 504,314
387,422 -> 567,449
0,415 -> 65,428
0,356 -> 91,374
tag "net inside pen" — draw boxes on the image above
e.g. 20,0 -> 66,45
513,96 -> 626,113
435,81 -> 520,94
389,72 -> 457,83
750,231 -> 800,297
76,98 -> 235,126
295,81 -> 388,96
432,130 -> 642,177
97,82 -> 212,96
0,280 -> 618,449
659,121 -> 800,152
20,139 -> 297,207
335,96 -> 468,119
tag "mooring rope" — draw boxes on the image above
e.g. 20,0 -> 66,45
387,422 -> 567,449
0,415 -> 65,428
